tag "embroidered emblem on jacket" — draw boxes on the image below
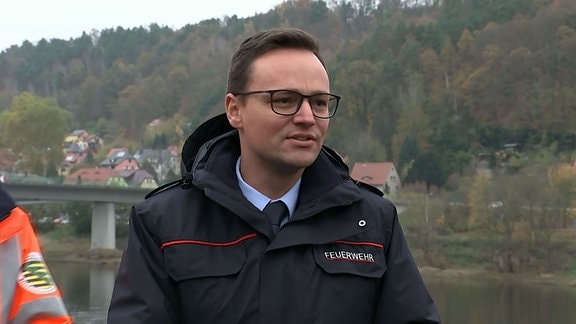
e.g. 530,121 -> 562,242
18,252 -> 57,294
324,250 -> 375,263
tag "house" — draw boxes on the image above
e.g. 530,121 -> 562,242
58,142 -> 100,177
64,167 -> 120,186
66,142 -> 88,154
115,169 -> 158,188
133,147 -> 180,182
59,151 -> 88,177
86,134 -> 104,150
64,166 -> 158,188
350,162 -> 401,195
62,129 -> 90,150
100,148 -> 139,170
59,129 -> 103,176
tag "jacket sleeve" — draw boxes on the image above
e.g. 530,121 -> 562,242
3,207 -> 72,324
107,205 -> 180,324
374,205 -> 441,323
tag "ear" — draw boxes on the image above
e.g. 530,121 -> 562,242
225,93 -> 243,129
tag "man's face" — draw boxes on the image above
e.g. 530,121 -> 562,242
226,48 -> 330,177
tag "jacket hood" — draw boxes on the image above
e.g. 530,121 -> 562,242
180,113 -> 235,175
180,113 -> 352,178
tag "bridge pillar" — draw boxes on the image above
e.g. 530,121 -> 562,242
90,266 -> 116,309
91,202 -> 116,250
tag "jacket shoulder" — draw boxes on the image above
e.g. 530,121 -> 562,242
144,179 -> 187,199
349,180 -> 397,220
136,178 -> 200,213
350,179 -> 384,197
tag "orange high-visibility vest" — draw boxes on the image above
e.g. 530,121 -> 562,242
0,205 -> 72,324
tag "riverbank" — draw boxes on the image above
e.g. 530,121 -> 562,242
419,265 -> 576,288
40,233 -> 124,266
39,234 -> 576,288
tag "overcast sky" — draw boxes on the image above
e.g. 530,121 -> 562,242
1,0 -> 286,51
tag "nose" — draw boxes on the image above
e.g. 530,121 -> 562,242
293,98 -> 316,124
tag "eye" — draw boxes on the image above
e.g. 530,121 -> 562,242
273,91 -> 299,108
311,95 -> 329,108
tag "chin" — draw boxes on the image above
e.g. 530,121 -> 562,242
277,150 -> 321,170
286,156 -> 318,169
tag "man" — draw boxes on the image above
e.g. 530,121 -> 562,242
108,28 -> 440,323
0,185 -> 72,323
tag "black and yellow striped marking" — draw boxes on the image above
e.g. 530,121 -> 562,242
18,252 -> 56,294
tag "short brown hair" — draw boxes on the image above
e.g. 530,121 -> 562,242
226,28 -> 326,93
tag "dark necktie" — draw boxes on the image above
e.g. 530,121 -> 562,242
264,200 -> 288,235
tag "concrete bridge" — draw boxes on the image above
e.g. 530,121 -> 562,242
3,183 -> 413,251
3,183 -> 150,250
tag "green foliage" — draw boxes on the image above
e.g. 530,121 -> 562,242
433,236 -> 493,267
66,202 -> 92,236
405,150 -> 452,189
115,221 -> 129,238
397,135 -> 419,178
568,258 -> 576,277
0,92 -> 70,173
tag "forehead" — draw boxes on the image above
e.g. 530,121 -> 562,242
247,48 -> 329,90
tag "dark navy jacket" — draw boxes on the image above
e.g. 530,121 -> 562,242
107,114 -> 440,324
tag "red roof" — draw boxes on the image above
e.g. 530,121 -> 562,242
65,167 -> 117,185
350,162 -> 395,186
106,147 -> 128,158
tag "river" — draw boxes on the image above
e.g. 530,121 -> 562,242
47,262 -> 576,324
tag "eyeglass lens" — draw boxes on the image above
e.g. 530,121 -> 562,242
271,90 -> 337,118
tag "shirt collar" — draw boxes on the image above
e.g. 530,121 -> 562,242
236,157 -> 300,217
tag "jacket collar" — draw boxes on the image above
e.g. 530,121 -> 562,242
183,114 -> 360,208
181,113 -> 234,175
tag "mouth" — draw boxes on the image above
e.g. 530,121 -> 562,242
288,134 -> 316,142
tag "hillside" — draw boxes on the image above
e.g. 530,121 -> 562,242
1,0 -> 576,189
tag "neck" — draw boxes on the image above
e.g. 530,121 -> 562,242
239,159 -> 303,199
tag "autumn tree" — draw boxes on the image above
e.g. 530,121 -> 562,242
0,92 -> 71,175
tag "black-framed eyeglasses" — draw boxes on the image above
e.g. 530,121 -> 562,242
232,89 -> 341,119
